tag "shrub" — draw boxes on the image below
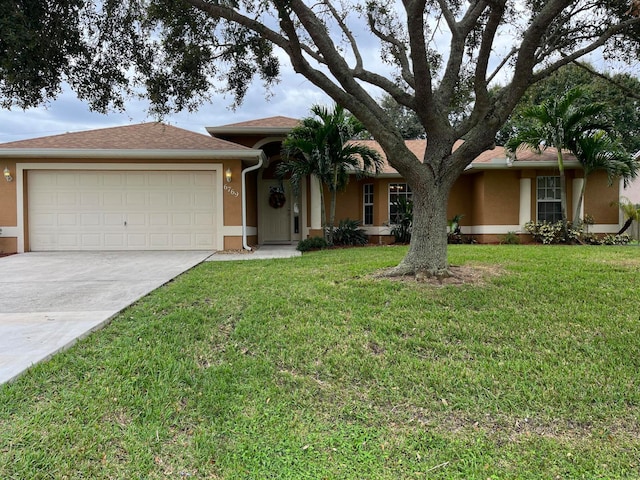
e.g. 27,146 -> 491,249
500,231 -> 521,245
332,219 -> 369,246
600,233 -> 631,245
297,236 -> 328,252
524,221 -> 632,246
524,221 -> 582,244
390,198 -> 413,243
447,214 -> 465,244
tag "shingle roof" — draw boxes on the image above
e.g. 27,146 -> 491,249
351,139 -> 576,174
0,122 -> 251,151
213,116 -> 300,129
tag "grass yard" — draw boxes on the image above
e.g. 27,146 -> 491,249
1,245 -> 639,479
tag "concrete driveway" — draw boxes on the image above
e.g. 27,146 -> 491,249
0,251 -> 212,385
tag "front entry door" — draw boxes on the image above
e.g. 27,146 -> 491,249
260,179 -> 292,243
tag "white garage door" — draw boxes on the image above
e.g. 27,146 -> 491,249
28,170 -> 217,251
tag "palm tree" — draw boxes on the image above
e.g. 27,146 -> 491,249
506,87 -> 609,239
613,196 -> 640,237
573,131 -> 638,227
278,104 -> 384,242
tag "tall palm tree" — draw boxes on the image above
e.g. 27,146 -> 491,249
573,131 -> 638,227
278,104 -> 384,242
506,87 -> 609,239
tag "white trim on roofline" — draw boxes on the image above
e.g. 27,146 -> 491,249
0,149 -> 265,163
206,126 -> 293,137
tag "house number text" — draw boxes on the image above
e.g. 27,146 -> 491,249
224,184 -> 239,197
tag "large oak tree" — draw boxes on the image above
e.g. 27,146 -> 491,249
2,0 -> 639,276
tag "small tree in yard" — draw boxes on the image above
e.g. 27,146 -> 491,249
573,131 -> 638,227
1,0 -> 639,277
505,87 -> 610,239
614,196 -> 640,238
278,104 -> 383,243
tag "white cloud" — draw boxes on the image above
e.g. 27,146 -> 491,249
0,62 -> 333,143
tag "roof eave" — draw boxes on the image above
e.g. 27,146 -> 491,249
206,126 -> 294,137
468,160 -> 580,170
0,148 -> 266,163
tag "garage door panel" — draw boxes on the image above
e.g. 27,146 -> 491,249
195,213 -> 214,226
103,173 -> 125,186
104,213 -> 124,226
127,213 -> 147,226
58,214 -> 77,226
80,192 -> 100,207
81,234 -> 101,247
29,170 -> 217,251
104,234 -> 125,248
79,173 -> 100,186
150,192 -> 169,207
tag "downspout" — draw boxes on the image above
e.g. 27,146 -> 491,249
241,153 -> 265,250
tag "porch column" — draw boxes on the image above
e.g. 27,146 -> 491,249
310,174 -> 322,230
519,178 -> 532,227
572,178 -> 584,222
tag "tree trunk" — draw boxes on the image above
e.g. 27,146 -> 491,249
618,217 -> 633,235
328,167 -> 338,243
572,176 -> 587,228
394,180 -> 450,277
318,178 -> 328,242
557,151 -> 569,240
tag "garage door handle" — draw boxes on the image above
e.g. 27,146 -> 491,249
124,221 -> 127,226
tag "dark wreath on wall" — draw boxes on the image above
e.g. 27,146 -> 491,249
268,187 -> 286,209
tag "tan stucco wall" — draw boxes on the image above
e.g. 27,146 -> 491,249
224,235 -> 257,250
0,161 -> 18,253
474,170 -> 521,225
222,160 -> 243,227
448,176 -> 473,226
0,160 -> 17,225
584,170 -> 619,224
0,237 -> 17,254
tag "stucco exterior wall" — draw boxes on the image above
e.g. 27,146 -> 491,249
448,175 -> 473,226
584,170 -> 619,224
0,160 -> 17,226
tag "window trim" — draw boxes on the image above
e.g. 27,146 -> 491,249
388,182 -> 412,225
363,183 -> 374,225
536,175 -> 562,223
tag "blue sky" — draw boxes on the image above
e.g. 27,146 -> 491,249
0,63 -> 332,143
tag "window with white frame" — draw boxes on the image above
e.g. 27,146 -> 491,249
363,184 -> 374,225
537,176 -> 562,223
389,183 -> 412,224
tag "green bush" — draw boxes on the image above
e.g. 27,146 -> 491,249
524,221 -> 581,244
500,231 -> 521,245
524,221 -> 632,245
332,219 -> 369,246
297,236 -> 328,252
390,198 -> 413,243
600,233 -> 631,245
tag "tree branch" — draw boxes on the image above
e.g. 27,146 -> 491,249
323,0 -> 362,71
572,60 -> 640,101
438,0 -> 488,110
531,16 -> 640,84
367,13 -> 415,89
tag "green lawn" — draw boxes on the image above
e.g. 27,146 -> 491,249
1,245 -> 639,479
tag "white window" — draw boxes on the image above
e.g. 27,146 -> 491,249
363,184 -> 374,225
537,176 -> 562,223
389,183 -> 412,224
